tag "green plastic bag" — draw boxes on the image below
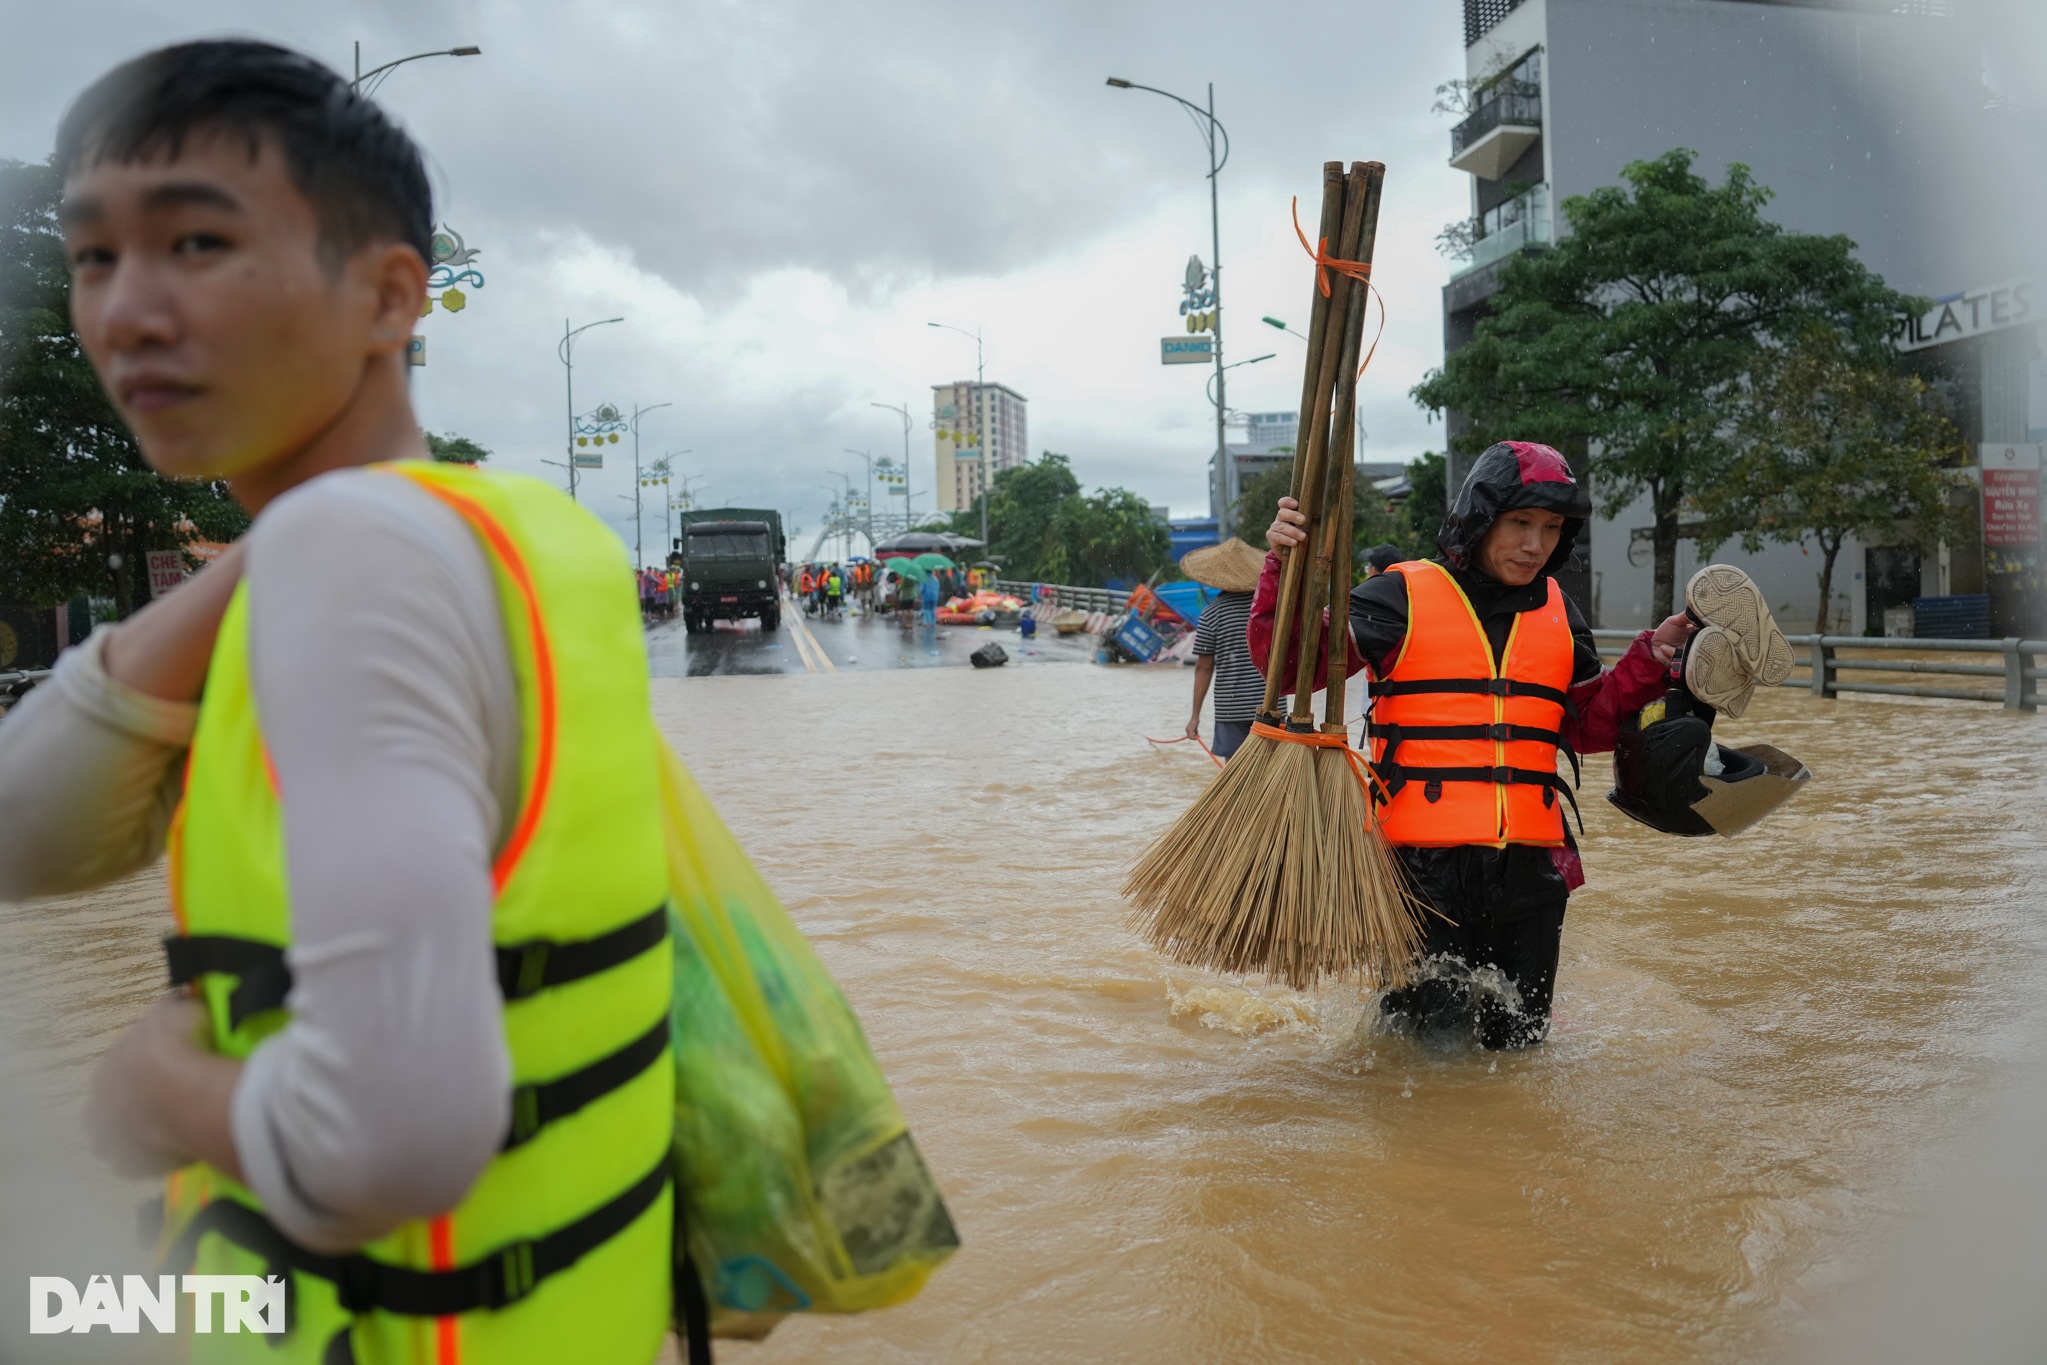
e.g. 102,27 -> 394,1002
660,743 -> 959,1337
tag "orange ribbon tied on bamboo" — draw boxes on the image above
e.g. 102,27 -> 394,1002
1292,195 -> 1388,380
1249,722 -> 1391,805
1292,196 -> 1373,296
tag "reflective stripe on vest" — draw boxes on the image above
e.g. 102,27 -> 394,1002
160,462 -> 673,1364
1369,560 -> 1577,848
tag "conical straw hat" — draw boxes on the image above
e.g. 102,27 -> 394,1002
1179,537 -> 1265,594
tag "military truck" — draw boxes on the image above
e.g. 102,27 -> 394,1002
673,508 -> 785,634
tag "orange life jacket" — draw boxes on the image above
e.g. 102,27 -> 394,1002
1368,560 -> 1578,848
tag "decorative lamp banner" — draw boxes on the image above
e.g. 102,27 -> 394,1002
1162,336 -> 1215,365
1980,443 -> 2042,547
572,451 -> 604,470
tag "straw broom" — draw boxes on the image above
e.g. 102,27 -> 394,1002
1121,163 -> 1347,973
1301,168 -> 1425,990
1125,161 -> 1421,989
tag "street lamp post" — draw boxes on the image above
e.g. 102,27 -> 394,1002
927,322 -> 990,548
352,43 -> 481,97
629,402 -> 674,569
558,317 -> 622,503
870,401 -> 915,524
1106,77 -> 1232,532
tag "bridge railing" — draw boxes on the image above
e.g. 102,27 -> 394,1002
1590,630 -> 2043,712
993,580 -> 1132,616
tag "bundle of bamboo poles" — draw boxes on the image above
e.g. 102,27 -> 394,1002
1124,160 -> 1424,992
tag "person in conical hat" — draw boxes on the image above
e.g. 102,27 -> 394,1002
1180,537 -> 1268,760
1255,441 -> 1698,1049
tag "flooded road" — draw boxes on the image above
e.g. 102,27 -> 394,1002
646,599 -> 1098,677
4,668 -> 2046,1362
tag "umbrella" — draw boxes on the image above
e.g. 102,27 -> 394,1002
912,553 -> 956,571
880,559 -> 926,582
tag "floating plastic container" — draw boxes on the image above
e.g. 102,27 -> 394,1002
1108,615 -> 1166,663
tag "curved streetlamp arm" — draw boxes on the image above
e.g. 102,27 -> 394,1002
559,316 -> 624,364
354,46 -> 482,96
1104,79 -> 1230,175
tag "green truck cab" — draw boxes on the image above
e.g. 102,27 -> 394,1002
672,508 -> 785,634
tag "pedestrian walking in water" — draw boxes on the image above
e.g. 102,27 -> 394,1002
1257,442 -> 1706,1049
825,565 -> 844,620
0,42 -> 675,1360
918,570 -> 941,626
1178,538 -> 1268,761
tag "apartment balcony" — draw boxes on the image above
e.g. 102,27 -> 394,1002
1449,80 -> 1542,180
1449,184 -> 1551,282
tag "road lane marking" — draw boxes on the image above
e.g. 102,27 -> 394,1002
787,608 -> 836,673
789,620 -> 821,673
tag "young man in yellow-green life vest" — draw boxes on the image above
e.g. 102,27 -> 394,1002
0,41 -> 678,1363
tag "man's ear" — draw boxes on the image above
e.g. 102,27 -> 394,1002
364,242 -> 429,356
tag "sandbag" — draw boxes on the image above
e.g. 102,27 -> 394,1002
659,744 -> 958,1337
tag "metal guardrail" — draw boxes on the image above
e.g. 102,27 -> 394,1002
1450,80 -> 1542,156
994,580 -> 1132,615
1590,629 -> 2042,712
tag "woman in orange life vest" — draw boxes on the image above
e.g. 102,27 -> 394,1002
1253,441 -> 1696,1049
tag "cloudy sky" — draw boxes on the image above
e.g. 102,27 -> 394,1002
0,0 -> 1478,556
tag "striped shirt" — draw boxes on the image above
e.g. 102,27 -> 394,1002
1193,589 -> 1265,722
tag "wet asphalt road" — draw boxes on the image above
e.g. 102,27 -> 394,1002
646,598 -> 1102,677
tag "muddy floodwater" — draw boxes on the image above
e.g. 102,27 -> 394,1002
4,663 -> 2047,1362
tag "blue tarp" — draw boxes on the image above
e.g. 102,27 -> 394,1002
1153,580 -> 1212,625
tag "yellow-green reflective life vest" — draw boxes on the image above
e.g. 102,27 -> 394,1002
158,462 -> 674,1364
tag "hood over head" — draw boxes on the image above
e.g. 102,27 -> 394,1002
1437,441 -> 1593,579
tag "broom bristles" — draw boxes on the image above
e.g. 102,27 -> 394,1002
1124,733 -> 1424,991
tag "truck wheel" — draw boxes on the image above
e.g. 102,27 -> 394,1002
683,614 -> 702,636
760,610 -> 779,632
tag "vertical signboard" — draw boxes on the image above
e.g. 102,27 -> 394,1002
145,550 -> 188,598
1980,444 -> 2042,547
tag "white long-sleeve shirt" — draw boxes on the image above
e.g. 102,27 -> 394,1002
0,468 -> 524,1253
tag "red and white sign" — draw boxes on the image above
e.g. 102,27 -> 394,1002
145,550 -> 188,598
1980,444 -> 2042,547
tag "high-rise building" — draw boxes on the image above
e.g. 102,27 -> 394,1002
1438,0 -> 2030,631
931,381 -> 1029,513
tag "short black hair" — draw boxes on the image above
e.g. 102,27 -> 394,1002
55,40 -> 432,266
1365,543 -> 1403,573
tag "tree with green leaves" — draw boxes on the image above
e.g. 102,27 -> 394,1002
0,158 -> 248,615
425,431 -> 490,463
1403,452 -> 1447,550
953,452 -> 1170,585
1412,149 -> 1917,618
1231,455 -> 1435,563
1693,327 -> 1967,632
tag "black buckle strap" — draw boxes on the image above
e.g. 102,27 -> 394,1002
163,936 -> 292,1030
505,1017 -> 670,1150
164,1156 -> 671,1319
165,906 -> 669,1025
1371,677 -> 1570,705
497,905 -> 668,1001
1368,721 -> 1564,746
1372,761 -> 1586,833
